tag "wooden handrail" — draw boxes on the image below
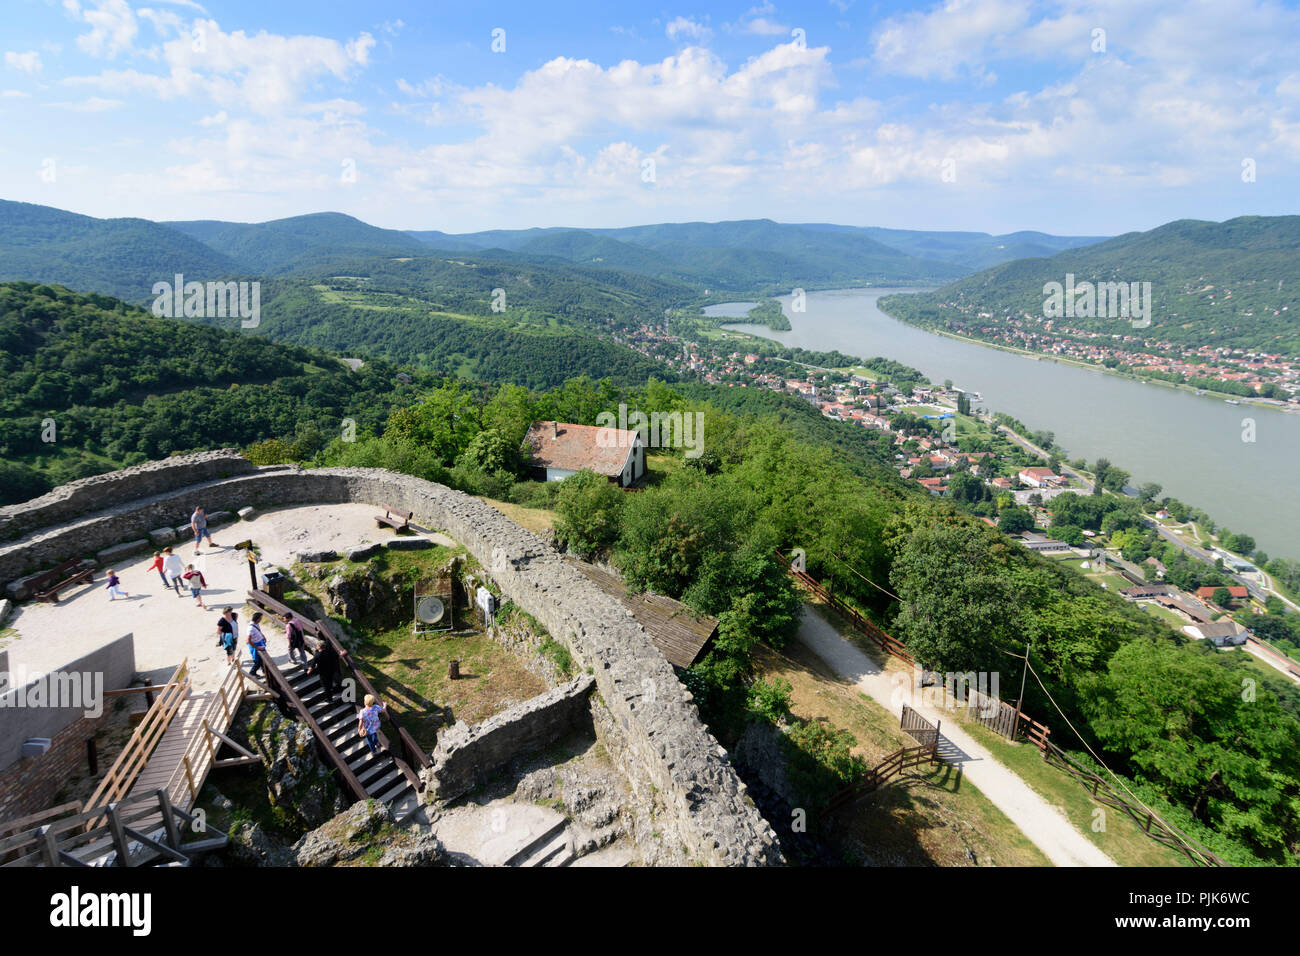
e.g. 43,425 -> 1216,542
160,662 -> 249,808
306,611 -> 432,775
249,587 -> 432,782
255,647 -> 369,802
84,660 -> 191,815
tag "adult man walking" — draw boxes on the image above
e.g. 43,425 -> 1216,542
305,636 -> 343,701
191,506 -> 217,555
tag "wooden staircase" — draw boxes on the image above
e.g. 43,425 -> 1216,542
279,661 -> 423,824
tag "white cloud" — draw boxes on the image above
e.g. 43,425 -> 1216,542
70,0 -> 140,58
66,19 -> 378,115
5,51 -> 43,74
50,96 -> 124,110
666,17 -> 712,44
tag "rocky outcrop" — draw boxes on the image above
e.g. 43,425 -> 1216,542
249,707 -> 347,830
324,564 -> 394,621
292,799 -> 449,867
226,820 -> 295,867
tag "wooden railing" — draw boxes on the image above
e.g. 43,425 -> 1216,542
774,550 -> 914,665
158,663 -> 261,810
316,624 -> 429,790
247,587 -> 431,789
84,660 -> 191,814
254,645 -> 370,803
1,788 -> 226,867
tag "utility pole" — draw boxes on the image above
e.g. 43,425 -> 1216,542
1011,637 -> 1032,741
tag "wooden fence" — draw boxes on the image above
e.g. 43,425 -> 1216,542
827,707 -> 940,812
774,551 -> 913,665
1038,737 -> 1226,867
779,550 -> 1225,866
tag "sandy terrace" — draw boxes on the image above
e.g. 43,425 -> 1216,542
4,503 -> 454,695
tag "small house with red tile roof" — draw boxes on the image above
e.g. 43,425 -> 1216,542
1195,585 -> 1249,605
523,420 -> 645,487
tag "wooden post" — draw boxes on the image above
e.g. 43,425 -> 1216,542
157,789 -> 182,853
86,738 -> 98,775
247,549 -> 258,591
449,659 -> 460,680
181,754 -> 197,804
143,681 -> 155,708
38,825 -> 59,867
105,803 -> 130,866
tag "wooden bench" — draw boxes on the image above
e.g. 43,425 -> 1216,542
32,559 -> 94,603
375,504 -> 413,533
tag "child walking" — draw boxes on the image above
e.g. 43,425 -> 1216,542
358,695 -> 386,756
105,569 -> 128,601
182,564 -> 208,608
148,551 -> 169,589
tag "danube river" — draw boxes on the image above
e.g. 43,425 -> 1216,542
708,288 -> 1300,562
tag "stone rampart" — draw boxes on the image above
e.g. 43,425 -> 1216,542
0,455 -> 783,866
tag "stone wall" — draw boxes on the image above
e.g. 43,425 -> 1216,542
0,449 -> 255,545
0,454 -> 784,866
424,675 -> 595,804
0,710 -> 108,825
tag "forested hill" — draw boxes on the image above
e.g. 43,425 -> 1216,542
165,212 -> 431,274
0,200 -> 243,303
412,218 -> 970,291
880,215 -> 1300,357
177,255 -> 686,389
0,281 -> 437,504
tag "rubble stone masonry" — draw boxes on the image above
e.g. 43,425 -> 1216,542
0,453 -> 783,866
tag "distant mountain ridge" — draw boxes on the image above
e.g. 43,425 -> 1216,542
0,199 -> 1109,305
166,211 -> 431,274
0,200 -> 243,302
408,218 -> 1107,283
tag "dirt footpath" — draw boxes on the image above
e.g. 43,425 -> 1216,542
795,606 -> 1116,868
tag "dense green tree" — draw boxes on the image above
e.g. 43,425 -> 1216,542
552,470 -> 626,558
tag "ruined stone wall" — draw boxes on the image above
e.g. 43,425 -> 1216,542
0,455 -> 784,866
424,675 -> 595,804
0,449 -> 256,545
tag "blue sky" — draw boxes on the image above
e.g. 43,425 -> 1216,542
3,0 -> 1300,235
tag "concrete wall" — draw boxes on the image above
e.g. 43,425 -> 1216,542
0,632 -> 136,770
0,454 -> 783,866
424,675 -> 595,803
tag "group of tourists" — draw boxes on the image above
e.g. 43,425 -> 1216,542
109,506 -> 220,604
104,503 -> 390,757
217,607 -> 387,756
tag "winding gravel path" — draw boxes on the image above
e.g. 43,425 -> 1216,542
796,606 -> 1116,867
